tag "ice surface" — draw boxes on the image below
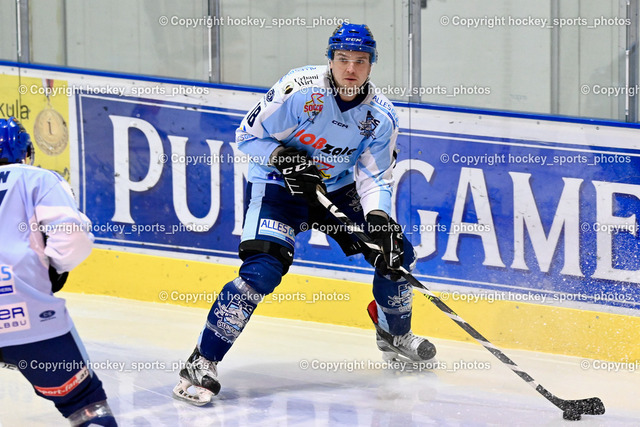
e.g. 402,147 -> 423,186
1,293 -> 637,426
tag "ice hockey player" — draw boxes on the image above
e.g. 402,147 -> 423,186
173,23 -> 436,406
0,117 -> 117,426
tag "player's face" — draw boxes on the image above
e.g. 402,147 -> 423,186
330,50 -> 372,101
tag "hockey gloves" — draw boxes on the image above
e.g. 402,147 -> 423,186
49,265 -> 69,293
366,211 -> 405,279
271,146 -> 326,204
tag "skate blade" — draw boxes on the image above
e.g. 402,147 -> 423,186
172,378 -> 214,406
381,351 -> 438,367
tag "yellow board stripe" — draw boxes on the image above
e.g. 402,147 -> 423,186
68,249 -> 640,362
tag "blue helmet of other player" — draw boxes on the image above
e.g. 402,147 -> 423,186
327,23 -> 377,64
0,117 -> 33,164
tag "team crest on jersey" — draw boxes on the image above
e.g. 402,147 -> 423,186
303,93 -> 324,119
358,110 -> 380,138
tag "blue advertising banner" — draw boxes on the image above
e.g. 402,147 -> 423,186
76,92 -> 640,309
399,129 -> 640,309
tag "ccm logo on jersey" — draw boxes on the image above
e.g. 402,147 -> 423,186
0,302 -> 31,333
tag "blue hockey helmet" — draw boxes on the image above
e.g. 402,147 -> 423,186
0,117 -> 33,164
327,23 -> 377,63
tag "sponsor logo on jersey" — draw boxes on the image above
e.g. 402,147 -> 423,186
331,120 -> 348,128
373,95 -> 399,128
280,66 -> 317,81
0,266 -> 15,296
292,129 -> 358,178
303,93 -> 324,119
294,128 -> 327,149
34,366 -> 90,397
294,75 -> 319,87
0,302 -> 30,334
358,110 -> 380,138
283,82 -> 294,95
258,219 -> 295,246
314,160 -> 333,179
39,310 -> 56,320
319,144 -> 356,157
265,88 -> 275,102
236,132 -> 255,142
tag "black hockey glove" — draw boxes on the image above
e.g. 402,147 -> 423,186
271,146 -> 327,204
366,211 -> 404,278
49,265 -> 69,293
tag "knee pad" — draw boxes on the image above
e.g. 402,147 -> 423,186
239,239 -> 293,274
239,253 -> 285,296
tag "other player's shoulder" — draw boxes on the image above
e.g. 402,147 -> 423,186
1,164 -> 67,187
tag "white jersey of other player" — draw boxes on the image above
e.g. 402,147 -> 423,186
0,164 -> 93,346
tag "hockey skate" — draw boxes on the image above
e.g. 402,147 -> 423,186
367,300 -> 437,363
172,347 -> 221,406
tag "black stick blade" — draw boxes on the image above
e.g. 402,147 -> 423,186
562,397 -> 605,419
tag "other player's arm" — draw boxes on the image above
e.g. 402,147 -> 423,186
36,174 -> 94,292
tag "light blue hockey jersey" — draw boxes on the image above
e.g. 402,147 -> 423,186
236,65 -> 400,216
0,164 -> 93,347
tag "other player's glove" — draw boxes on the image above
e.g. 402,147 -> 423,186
271,146 -> 327,204
49,265 -> 69,293
366,211 -> 404,278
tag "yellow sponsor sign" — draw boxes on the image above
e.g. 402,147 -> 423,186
0,73 -> 70,181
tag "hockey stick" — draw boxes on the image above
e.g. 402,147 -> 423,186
315,189 -> 605,421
